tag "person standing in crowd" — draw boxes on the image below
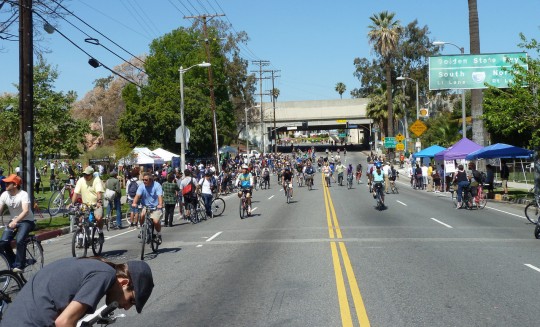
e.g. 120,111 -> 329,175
198,171 -> 215,218
486,164 -> 495,194
127,167 -> 142,228
162,173 -> 180,227
106,170 -> 123,229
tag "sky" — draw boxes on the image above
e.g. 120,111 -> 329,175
1,0 -> 540,103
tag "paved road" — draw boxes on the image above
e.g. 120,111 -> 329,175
38,151 -> 540,326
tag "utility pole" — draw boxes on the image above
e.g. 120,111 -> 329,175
264,69 -> 280,153
19,0 -> 34,202
184,13 -> 224,172
251,60 -> 270,153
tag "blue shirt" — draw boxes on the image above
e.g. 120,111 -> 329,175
373,169 -> 385,182
137,181 -> 163,207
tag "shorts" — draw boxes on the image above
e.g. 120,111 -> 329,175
502,179 -> 508,189
142,207 -> 163,221
128,199 -> 139,213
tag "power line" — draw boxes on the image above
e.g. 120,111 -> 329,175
120,0 -> 154,39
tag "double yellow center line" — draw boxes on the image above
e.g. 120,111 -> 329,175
323,176 -> 370,327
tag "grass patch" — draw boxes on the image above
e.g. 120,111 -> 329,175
36,216 -> 70,232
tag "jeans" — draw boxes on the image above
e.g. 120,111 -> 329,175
0,220 -> 35,269
164,203 -> 175,226
457,181 -> 470,202
202,193 -> 213,216
107,196 -> 122,227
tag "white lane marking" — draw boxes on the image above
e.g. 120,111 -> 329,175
268,195 -> 275,200
252,207 -> 258,212
105,229 -> 136,240
430,218 -> 453,229
524,264 -> 540,273
206,231 -> 223,242
397,200 -> 407,206
486,206 -> 526,219
196,244 -> 203,248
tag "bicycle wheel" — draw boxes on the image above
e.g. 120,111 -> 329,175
211,198 -> 225,217
140,223 -> 147,260
286,188 -> 290,204
477,193 -> 487,209
72,227 -> 87,258
239,199 -> 245,219
525,202 -> 540,224
392,184 -> 399,194
451,191 -> 458,208
186,203 -> 198,224
0,255 -> 9,272
22,238 -> 44,283
0,270 -> 24,320
535,224 -> 540,239
150,223 -> 159,253
91,227 -> 103,256
47,191 -> 64,216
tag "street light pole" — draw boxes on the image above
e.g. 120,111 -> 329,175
245,108 -> 249,156
179,62 -> 211,171
433,41 -> 466,138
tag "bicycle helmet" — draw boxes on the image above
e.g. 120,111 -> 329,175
375,162 -> 382,169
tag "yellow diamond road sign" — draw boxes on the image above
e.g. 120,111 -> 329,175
395,133 -> 405,142
410,119 -> 428,137
396,143 -> 405,151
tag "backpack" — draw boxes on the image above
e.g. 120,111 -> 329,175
182,177 -> 197,198
473,170 -> 486,184
128,179 -> 139,198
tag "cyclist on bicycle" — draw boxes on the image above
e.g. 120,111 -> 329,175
304,161 -> 315,187
262,165 -> 271,188
131,172 -> 163,244
372,162 -> 386,206
0,174 -> 34,273
347,164 -> 354,184
2,257 -> 154,326
236,165 -> 254,215
453,164 -> 469,208
295,161 -> 304,186
282,165 -> 294,198
71,166 -> 105,244
356,163 -> 363,183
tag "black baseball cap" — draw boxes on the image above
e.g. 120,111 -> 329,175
127,261 -> 154,313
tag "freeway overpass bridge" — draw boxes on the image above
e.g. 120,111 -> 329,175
245,98 -> 374,151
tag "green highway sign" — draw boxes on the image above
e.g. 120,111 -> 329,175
338,133 -> 347,138
429,52 -> 527,90
384,137 -> 396,148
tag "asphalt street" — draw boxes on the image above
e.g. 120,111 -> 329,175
38,151 -> 540,326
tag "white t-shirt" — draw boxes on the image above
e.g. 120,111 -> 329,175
0,190 -> 34,221
198,178 -> 213,195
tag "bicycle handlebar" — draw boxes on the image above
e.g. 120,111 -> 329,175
79,301 -> 119,326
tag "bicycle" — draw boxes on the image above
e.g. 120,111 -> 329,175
71,204 -> 103,258
390,179 -> 399,194
0,226 -> 44,283
337,173 -> 344,186
48,181 -> 74,217
356,171 -> 362,184
525,192 -> 540,224
347,174 -> 353,189
239,190 -> 250,219
284,182 -> 292,204
32,195 -> 52,226
79,301 -> 125,326
185,199 -> 205,224
297,173 -> 304,187
139,206 -> 161,260
373,182 -> 385,210
452,184 -> 475,209
0,270 -> 24,322
210,194 -> 226,217
305,174 -> 314,191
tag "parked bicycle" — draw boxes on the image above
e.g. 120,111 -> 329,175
525,192 -> 540,224
139,206 -> 161,260
48,181 -> 75,217
0,270 -> 24,322
210,194 -> 226,217
71,204 -> 103,258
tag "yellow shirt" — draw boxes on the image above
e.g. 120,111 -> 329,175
74,176 -> 104,205
427,166 -> 433,176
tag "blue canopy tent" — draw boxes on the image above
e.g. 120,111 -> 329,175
465,143 -> 534,185
413,145 -> 446,159
465,143 -> 533,160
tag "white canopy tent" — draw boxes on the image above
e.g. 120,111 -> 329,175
152,148 -> 179,162
118,147 -> 165,166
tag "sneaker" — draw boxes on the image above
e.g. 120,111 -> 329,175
138,231 -> 142,239
157,235 -> 162,244
98,233 -> 105,245
130,223 -> 134,227
12,267 -> 23,273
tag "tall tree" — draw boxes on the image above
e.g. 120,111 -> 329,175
335,82 -> 346,99
271,88 -> 280,100
0,94 -> 20,173
368,11 -> 402,137
468,0 -> 485,145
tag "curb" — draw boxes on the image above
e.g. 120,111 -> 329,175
36,227 -> 71,242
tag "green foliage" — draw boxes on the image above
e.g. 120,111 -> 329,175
119,24 -> 245,156
483,34 -> 540,148
335,82 -> 346,99
0,94 -> 20,172
419,112 -> 461,147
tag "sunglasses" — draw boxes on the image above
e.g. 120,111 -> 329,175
143,179 -> 151,182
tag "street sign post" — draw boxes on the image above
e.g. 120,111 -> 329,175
396,133 -> 405,142
384,137 -> 396,148
429,52 -> 527,90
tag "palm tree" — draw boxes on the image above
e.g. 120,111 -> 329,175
366,88 -> 388,137
468,0 -> 485,145
271,88 -> 280,101
335,82 -> 346,99
368,11 -> 401,137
